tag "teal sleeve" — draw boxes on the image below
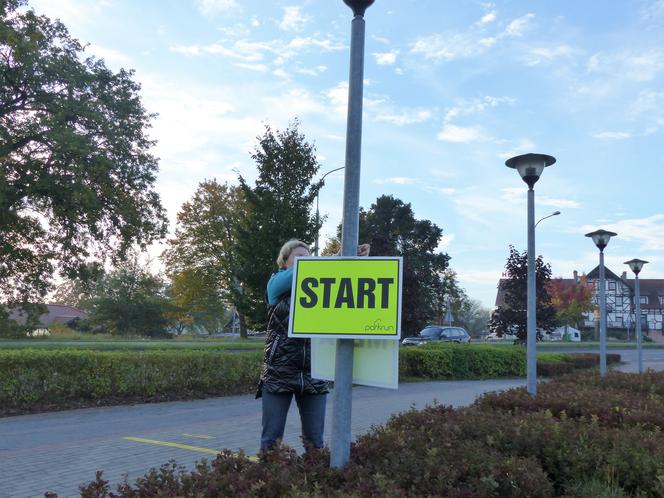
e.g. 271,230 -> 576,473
267,268 -> 294,305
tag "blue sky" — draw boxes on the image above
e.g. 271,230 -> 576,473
27,0 -> 664,308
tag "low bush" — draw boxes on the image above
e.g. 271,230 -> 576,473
77,371 -> 664,497
0,350 -> 262,413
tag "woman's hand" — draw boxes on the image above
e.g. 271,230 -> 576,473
357,243 -> 370,257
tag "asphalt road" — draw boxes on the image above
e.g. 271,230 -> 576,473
0,346 -> 660,498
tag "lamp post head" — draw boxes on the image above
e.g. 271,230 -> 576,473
624,258 -> 649,275
505,153 -> 556,188
585,229 -> 617,252
552,211 -> 561,216
343,0 -> 375,16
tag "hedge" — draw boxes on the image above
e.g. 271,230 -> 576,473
0,347 -> 620,414
0,350 -> 262,412
78,371 -> 664,497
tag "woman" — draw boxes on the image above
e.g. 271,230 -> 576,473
257,239 -> 369,450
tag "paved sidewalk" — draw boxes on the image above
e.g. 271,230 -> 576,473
0,378 -> 525,498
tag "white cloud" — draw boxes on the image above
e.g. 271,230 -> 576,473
537,196 -> 581,209
372,35 -> 391,45
498,138 -> 537,159
437,233 -> 456,250
373,50 -> 398,65
524,45 -> 580,66
444,96 -> 515,122
295,65 -> 328,76
196,0 -> 239,16
479,11 -> 497,24
234,62 -> 269,72
373,177 -> 417,185
374,109 -> 432,125
587,50 -> 664,82
437,124 -> 489,143
324,81 -> 349,117
411,33 -> 491,61
279,6 -> 310,32
410,12 -> 534,62
592,131 -> 632,140
85,45 -> 133,69
170,36 -> 344,70
457,269 -> 503,285
504,13 -> 536,37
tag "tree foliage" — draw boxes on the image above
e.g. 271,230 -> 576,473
85,255 -> 175,337
162,180 -> 243,335
548,275 -> 594,330
326,195 -> 455,335
454,294 -> 492,337
235,121 -> 321,328
0,0 -> 167,306
489,245 -> 556,342
164,269 -> 229,335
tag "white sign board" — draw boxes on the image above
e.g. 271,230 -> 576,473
311,338 -> 399,389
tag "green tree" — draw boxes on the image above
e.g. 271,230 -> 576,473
454,293 -> 492,337
0,0 -> 167,312
489,245 -> 556,343
235,121 -> 321,328
162,180 -> 243,335
326,195 -> 455,335
86,255 -> 175,337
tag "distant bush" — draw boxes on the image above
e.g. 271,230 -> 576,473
400,344 -> 526,379
79,371 -> 664,497
399,345 -> 616,380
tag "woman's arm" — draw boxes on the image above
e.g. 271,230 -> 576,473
266,268 -> 294,305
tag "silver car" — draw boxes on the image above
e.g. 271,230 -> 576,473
402,326 -> 471,345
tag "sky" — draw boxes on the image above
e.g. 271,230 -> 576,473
24,0 -> 664,309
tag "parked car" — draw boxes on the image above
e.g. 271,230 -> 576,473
401,326 -> 471,346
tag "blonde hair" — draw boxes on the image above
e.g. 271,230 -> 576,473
276,239 -> 310,268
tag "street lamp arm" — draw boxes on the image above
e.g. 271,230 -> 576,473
321,166 -> 345,182
535,211 -> 561,227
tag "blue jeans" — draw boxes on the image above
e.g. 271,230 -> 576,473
261,388 -> 327,450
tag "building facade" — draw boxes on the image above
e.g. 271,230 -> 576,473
495,267 -> 664,334
582,266 -> 664,333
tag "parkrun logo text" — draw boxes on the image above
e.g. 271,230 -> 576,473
364,319 -> 395,332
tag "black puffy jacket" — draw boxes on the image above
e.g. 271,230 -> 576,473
256,293 -> 329,398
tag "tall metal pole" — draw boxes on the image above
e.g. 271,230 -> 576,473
599,250 -> 607,376
331,0 -> 372,469
636,274 -> 643,373
526,186 -> 537,395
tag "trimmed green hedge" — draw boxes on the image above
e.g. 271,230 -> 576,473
400,344 -> 526,379
0,347 -> 620,413
0,350 -> 262,409
399,345 -> 620,380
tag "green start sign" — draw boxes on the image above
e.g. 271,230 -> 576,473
288,257 -> 402,339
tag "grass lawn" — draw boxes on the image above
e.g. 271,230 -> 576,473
0,335 -> 265,351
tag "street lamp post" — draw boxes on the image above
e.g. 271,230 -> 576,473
585,229 -> 618,376
505,153 -> 556,396
331,0 -> 374,470
625,258 -> 649,373
314,166 -> 345,256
